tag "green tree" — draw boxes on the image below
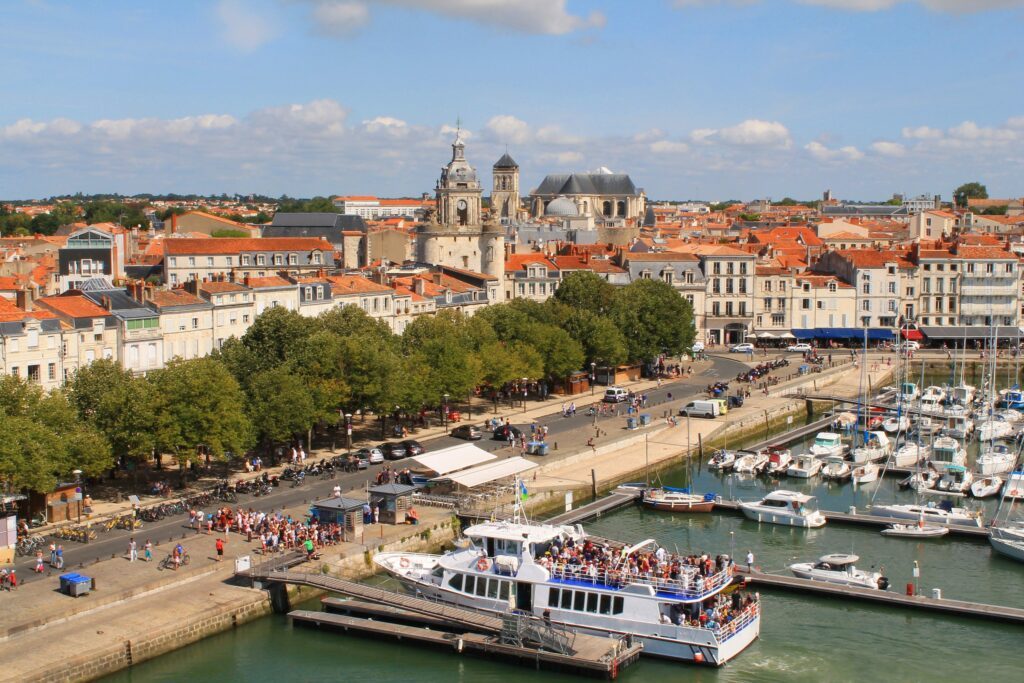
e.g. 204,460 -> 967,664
981,205 -> 1008,215
246,366 -> 318,451
954,182 -> 988,208
562,309 -> 628,366
552,271 -> 616,317
83,200 -> 150,228
611,279 -> 695,362
237,306 -> 315,372
211,229 -> 250,238
150,358 -> 252,468
288,330 -> 350,416
317,305 -> 396,346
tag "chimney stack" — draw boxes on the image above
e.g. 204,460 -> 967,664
414,277 -> 425,296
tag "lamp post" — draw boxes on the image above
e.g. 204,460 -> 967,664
522,378 -> 528,413
73,469 -> 83,524
590,362 -> 596,396
442,394 -> 449,434
345,413 -> 353,454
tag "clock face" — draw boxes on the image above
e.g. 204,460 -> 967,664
457,199 -> 467,210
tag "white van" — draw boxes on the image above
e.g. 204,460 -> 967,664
603,387 -> 629,403
679,400 -> 720,418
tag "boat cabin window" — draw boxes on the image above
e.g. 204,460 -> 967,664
763,499 -> 789,508
475,578 -> 488,597
464,575 -> 475,594
448,573 -> 463,591
548,588 -> 623,615
432,565 -> 445,578
573,591 -> 586,611
586,593 -> 599,613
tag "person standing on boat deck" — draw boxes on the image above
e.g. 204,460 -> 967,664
746,550 -> 754,572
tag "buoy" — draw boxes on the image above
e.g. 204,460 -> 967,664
694,652 -> 705,664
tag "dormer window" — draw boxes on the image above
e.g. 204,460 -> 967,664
828,282 -> 837,292
312,252 -> 322,265
274,254 -> 283,266
288,253 -> 298,266
256,254 -> 265,266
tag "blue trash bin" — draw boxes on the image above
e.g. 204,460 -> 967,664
639,413 -> 652,426
626,417 -> 637,430
536,443 -> 549,456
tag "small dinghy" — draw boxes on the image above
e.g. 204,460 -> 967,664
880,522 -> 950,538
970,476 -> 1004,499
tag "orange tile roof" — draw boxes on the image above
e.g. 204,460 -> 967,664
245,275 -> 293,289
149,289 -> 208,307
199,281 -> 249,293
621,252 -> 699,262
796,274 -> 853,288
36,295 -> 109,318
164,237 -> 330,255
325,274 -> 393,295
504,254 -> 559,271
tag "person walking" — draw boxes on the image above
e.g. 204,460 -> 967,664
144,539 -> 153,562
55,545 -> 64,570
48,541 -> 56,567
746,550 -> 754,573
215,536 -> 226,562
128,537 -> 138,562
372,505 -> 380,524
34,550 -> 44,573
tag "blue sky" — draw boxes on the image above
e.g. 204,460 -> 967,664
2,0 -> 1023,201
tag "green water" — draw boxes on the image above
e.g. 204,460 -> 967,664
104,378 -> 1024,683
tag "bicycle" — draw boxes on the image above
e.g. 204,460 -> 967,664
158,552 -> 191,571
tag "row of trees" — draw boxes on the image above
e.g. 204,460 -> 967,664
0,273 -> 694,493
0,200 -> 151,236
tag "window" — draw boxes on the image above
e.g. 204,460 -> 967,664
726,262 -> 734,275
192,317 -> 199,329
207,257 -> 214,267
561,590 -> 572,610
586,593 -> 599,613
273,254 -> 284,266
888,282 -> 896,294
862,300 -> 871,312
662,271 -> 673,284
763,297 -> 772,311
27,329 -> 38,348
923,278 -> 931,293
987,263 -> 995,274
712,279 -> 720,294
242,255 -> 251,266
487,580 -> 499,599
169,257 -> 177,267
712,262 -> 721,275
242,314 -> 250,324
304,287 -> 312,300
772,313 -> 785,325
726,301 -> 734,316
726,279 -> 734,294
599,594 -> 612,615
288,253 -> 298,266
48,363 -> 56,381
126,318 -> 159,330
10,367 -> 18,378
573,591 -> 585,611
888,300 -> 896,312
739,279 -> 747,294
612,597 -> 624,615
740,262 -> 748,275
764,280 -> 772,292
188,257 -> 196,267
313,252 -> 322,265
28,365 -> 40,382
226,256 -> 233,266
829,282 -> 837,293
464,575 -> 474,594
802,298 -> 811,310
712,302 -> 721,316
548,588 -> 560,607
862,283 -> 870,294
256,254 -> 266,266
738,301 -> 747,316
640,270 -> 652,280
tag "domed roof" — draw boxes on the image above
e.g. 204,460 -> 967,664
545,196 -> 579,217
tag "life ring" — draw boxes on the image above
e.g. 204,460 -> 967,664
477,557 -> 491,572
399,557 -> 410,568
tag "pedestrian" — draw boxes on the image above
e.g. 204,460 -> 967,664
372,505 -> 379,524
144,539 -> 153,562
49,541 -> 56,567
215,536 -> 226,562
128,537 -> 138,562
55,545 -> 64,569
746,550 -> 754,572
332,484 -> 342,498
34,550 -> 44,573
8,569 -> 16,591
362,502 -> 372,524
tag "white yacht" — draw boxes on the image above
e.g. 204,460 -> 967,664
852,462 -> 880,485
849,431 -> 891,464
788,554 -> 888,590
890,442 -> 928,469
733,451 -> 768,475
808,432 -> 845,459
928,436 -> 967,472
933,464 -> 972,496
950,383 -> 976,406
786,453 -> 822,479
740,490 -> 826,528
899,382 -> 920,403
760,447 -> 792,477
821,455 -> 852,482
882,415 -> 910,433
970,476 -> 1004,499
373,515 -> 762,665
870,501 -> 983,528
989,536 -> 1024,563
943,414 -> 973,440
708,450 -> 739,472
976,444 -> 1015,476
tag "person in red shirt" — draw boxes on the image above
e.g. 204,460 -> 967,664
215,537 -> 226,562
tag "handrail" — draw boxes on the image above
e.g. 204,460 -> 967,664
713,600 -> 760,643
548,563 -> 734,599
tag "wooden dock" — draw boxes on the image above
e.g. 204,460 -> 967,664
547,489 -> 641,526
735,568 -> 1024,625
714,499 -> 990,538
741,415 -> 838,453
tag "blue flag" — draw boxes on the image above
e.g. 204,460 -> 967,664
519,481 -> 529,501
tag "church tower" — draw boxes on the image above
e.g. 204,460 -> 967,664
491,151 -> 520,221
436,130 -> 482,227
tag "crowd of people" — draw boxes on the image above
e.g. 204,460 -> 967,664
374,465 -> 414,486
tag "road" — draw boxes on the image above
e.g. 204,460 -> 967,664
15,352 -> 765,582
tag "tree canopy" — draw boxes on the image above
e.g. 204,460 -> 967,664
954,182 -> 988,207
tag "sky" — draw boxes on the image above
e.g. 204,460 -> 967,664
2,0 -> 1024,201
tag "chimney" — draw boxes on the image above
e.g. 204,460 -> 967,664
243,274 -> 250,287
414,277 -> 425,296
101,295 -> 111,311
171,213 -> 178,234
15,288 -> 33,311
432,270 -> 443,286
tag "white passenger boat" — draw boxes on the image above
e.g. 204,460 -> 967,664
890,442 -> 928,469
786,453 -> 822,479
821,455 -> 852,482
740,490 -> 826,528
788,553 -> 889,590
933,464 -> 972,496
852,462 -> 880,485
374,514 -> 762,665
928,437 -> 966,472
849,431 -> 891,464
808,432 -> 845,458
869,501 -> 983,528
970,476 -> 1004,499
733,451 -> 768,475
976,443 -> 1015,476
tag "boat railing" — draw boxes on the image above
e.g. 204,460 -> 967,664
548,562 -> 734,599
713,599 -> 760,643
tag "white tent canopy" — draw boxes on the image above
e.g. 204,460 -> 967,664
780,332 -> 796,339
410,443 -> 497,476
435,456 -> 537,488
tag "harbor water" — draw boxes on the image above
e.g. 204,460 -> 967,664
104,383 -> 1024,682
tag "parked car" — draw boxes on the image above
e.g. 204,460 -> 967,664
786,343 -> 813,353
382,442 -> 408,460
355,447 -> 384,465
729,343 -> 755,353
492,424 -> 524,441
603,387 -> 629,403
401,440 -> 425,456
451,424 -> 482,440
678,400 -> 721,418
691,341 -> 705,354
896,341 -> 920,351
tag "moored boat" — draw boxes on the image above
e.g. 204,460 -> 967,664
976,443 -> 1015,476
970,476 -> 1004,499
808,432 -> 845,458
788,553 -> 889,590
852,462 -> 880,485
880,522 -> 949,538
933,464 -> 972,496
849,431 -> 891,464
821,455 -> 852,482
740,490 -> 826,528
708,449 -> 739,472
870,501 -> 983,528
734,451 -> 768,475
890,442 -> 928,469
759,447 -> 792,476
786,453 -> 822,479
642,487 -> 716,513
989,536 -> 1024,563
928,436 -> 966,472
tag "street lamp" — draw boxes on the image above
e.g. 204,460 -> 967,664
522,378 -> 528,413
345,413 -> 353,454
590,362 -> 596,396
442,394 -> 450,433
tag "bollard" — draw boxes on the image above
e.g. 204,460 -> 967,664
91,577 -> 97,591
554,442 -> 558,450
906,583 -> 914,596
932,588 -> 942,600
848,506 -> 857,515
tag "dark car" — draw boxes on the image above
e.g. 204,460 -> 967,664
401,440 -> 425,456
451,424 -> 483,440
492,425 -> 524,441
382,442 -> 408,460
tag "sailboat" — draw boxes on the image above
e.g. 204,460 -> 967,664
989,438 -> 1024,562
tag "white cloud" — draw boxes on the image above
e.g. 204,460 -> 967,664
486,115 -> 531,144
870,140 -> 906,157
216,0 -> 275,52
301,0 -> 603,37
805,141 -> 864,161
702,119 -> 792,148
902,125 -> 943,140
650,140 -> 690,154
632,128 -> 665,143
362,116 -> 408,135
947,120 -> 1017,142
674,0 -> 1024,12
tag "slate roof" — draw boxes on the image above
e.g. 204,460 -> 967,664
268,213 -> 365,230
534,173 -> 638,197
493,152 -> 518,169
822,205 -> 910,218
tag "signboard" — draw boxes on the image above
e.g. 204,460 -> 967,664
565,491 -> 574,512
235,555 -> 252,574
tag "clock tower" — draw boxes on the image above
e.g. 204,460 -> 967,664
436,129 -> 482,227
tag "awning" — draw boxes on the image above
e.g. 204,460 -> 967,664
791,328 -> 894,341
435,456 -> 537,488
760,332 -> 777,339
792,329 -> 817,340
410,443 -> 497,476
779,332 -> 796,339
901,329 -> 924,341
921,326 -> 1024,341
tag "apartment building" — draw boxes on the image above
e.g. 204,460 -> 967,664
689,246 -> 756,345
815,249 -> 917,328
183,280 -> 256,349
35,294 -> 118,380
162,237 -> 333,285
916,243 -> 1020,328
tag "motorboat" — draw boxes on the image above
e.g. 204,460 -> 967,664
870,501 -> 983,528
760,447 -> 792,476
989,536 -> 1024,563
970,476 -> 1004,499
880,523 -> 949,538
921,386 -> 946,403
852,462 -> 880,485
977,416 -> 1013,442
898,469 -> 940,493
943,414 -> 973,440
821,455 -> 852,482
809,432 -> 845,458
849,431 -> 891,464
950,383 -> 976,406
976,443 -> 1015,476
734,451 -> 768,475
933,464 -> 972,495
739,490 -> 827,528
928,437 -> 966,472
919,396 -> 942,415
641,487 -> 716,513
831,412 -> 858,431
1002,469 -> 1024,499
890,442 -> 929,469
373,513 -> 762,665
997,409 -> 1023,424
786,453 -> 822,479
708,449 -> 739,472
882,415 -> 910,433
899,382 -> 919,403
788,553 -> 889,590
1000,389 -> 1024,410
915,416 -> 942,437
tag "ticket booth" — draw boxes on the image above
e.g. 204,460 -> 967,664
368,484 -> 415,525
310,496 -> 365,540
